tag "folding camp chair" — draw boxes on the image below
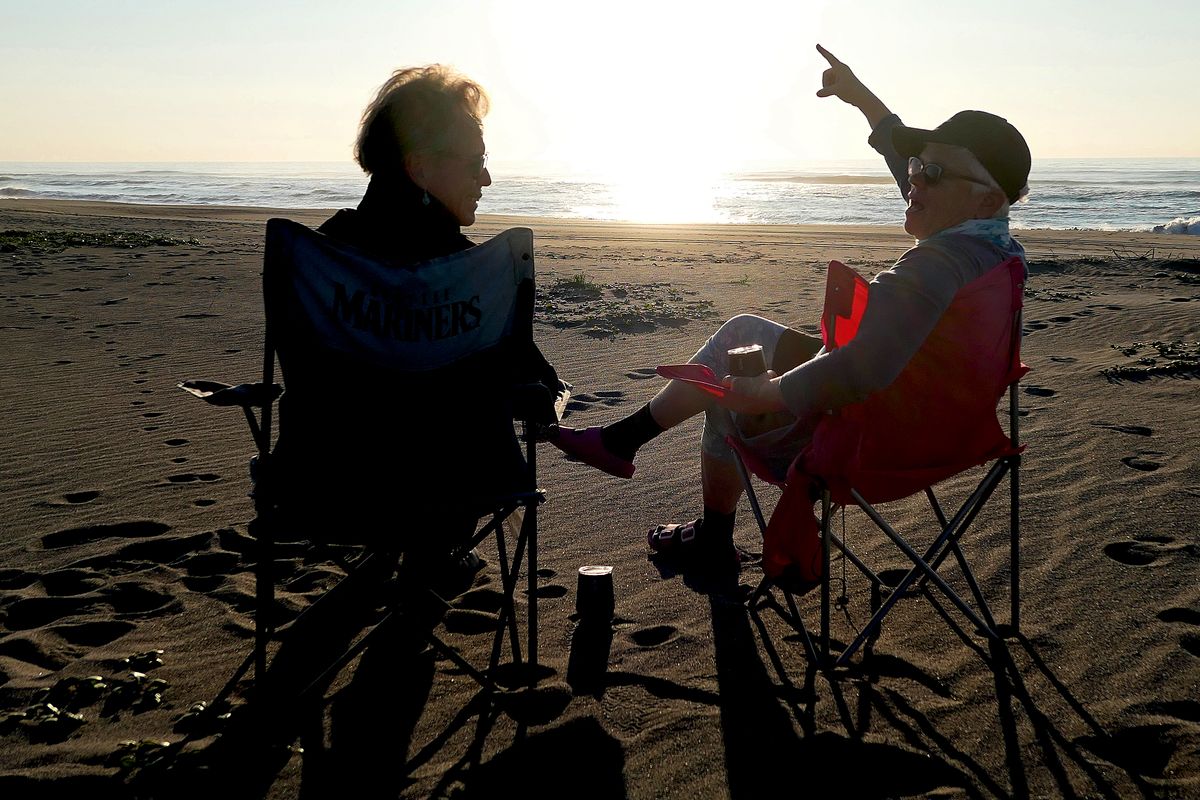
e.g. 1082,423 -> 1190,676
179,218 -> 566,698
729,257 -> 1027,669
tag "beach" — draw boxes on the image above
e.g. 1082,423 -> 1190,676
2,198 -> 1199,798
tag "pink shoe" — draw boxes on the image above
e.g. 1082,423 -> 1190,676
550,426 -> 635,479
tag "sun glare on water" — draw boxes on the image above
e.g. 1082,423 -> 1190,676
485,0 -> 826,224
585,154 -> 728,224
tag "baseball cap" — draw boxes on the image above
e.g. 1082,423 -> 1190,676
892,111 -> 1031,203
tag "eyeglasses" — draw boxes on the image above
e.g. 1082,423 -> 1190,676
436,151 -> 489,177
907,156 -> 993,188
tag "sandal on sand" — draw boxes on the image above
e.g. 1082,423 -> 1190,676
649,520 -> 761,573
550,426 -> 635,479
647,520 -> 700,554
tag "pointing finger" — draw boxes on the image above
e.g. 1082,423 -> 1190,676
816,43 -> 842,67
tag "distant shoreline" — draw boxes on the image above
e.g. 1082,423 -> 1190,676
4,198 -> 1200,261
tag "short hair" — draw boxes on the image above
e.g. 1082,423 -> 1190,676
354,65 -> 490,176
957,148 -> 1025,218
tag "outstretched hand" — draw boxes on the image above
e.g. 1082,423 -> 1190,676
815,43 -> 892,129
815,44 -> 871,106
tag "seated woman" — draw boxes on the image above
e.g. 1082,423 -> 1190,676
551,45 -> 1031,571
274,66 -> 563,552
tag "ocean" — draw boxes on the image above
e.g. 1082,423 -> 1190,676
2,159 -> 1198,235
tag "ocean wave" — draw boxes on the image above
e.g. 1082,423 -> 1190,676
1149,216 -> 1200,235
0,187 -> 38,198
739,174 -> 894,185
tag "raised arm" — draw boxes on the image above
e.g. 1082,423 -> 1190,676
816,44 -> 910,199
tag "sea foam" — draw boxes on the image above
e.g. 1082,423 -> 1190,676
1150,216 -> 1200,235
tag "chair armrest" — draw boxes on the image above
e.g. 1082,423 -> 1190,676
178,380 -> 283,408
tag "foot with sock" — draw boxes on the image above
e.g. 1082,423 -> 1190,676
551,403 -> 664,479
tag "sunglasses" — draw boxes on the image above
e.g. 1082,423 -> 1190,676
436,151 -> 489,177
907,156 -> 993,188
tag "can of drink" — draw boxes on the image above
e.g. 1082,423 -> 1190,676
576,565 -> 615,621
728,344 -> 767,377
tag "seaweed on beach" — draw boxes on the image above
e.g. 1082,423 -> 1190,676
0,229 -> 199,254
538,276 -> 717,338
1102,339 -> 1200,382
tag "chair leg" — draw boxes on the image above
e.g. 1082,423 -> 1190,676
820,489 -> 831,666
1010,455 -> 1021,634
526,501 -> 538,686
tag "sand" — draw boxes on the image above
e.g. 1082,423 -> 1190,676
1,199 -> 1198,799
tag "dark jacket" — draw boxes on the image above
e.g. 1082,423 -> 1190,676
317,173 -> 561,393
273,173 -> 560,544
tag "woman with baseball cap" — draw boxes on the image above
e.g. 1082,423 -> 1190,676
550,45 -> 1032,573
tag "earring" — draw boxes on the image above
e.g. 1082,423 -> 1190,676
422,190 -> 431,206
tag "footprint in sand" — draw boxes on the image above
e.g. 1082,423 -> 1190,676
1023,385 -> 1056,398
3,596 -> 98,630
1049,356 -> 1077,363
165,472 -> 221,484
104,581 -> 180,615
40,569 -> 106,596
193,498 -> 217,507
1023,320 -> 1049,333
535,584 -> 568,599
0,570 -> 37,590
536,567 -> 557,579
1158,607 -> 1200,626
626,368 -> 659,380
50,619 -> 136,647
38,490 -> 102,508
1104,536 -> 1182,566
1158,607 -> 1200,659
164,438 -> 189,447
1093,423 -> 1153,437
1121,454 -> 1162,472
566,391 -> 629,415
42,520 -> 171,549
629,624 -> 679,647
0,636 -> 73,671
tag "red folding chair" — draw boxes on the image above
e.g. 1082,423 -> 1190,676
729,257 -> 1028,668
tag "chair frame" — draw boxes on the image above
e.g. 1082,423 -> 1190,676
180,221 -> 557,701
734,321 -> 1023,670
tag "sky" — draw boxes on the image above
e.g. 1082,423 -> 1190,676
3,0 -> 1198,175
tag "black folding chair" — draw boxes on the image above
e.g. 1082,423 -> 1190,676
180,219 -> 567,699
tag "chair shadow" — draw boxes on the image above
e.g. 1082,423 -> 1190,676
741,582 -> 1160,799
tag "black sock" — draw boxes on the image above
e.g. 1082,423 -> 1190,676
599,403 -> 664,462
699,507 -> 736,543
